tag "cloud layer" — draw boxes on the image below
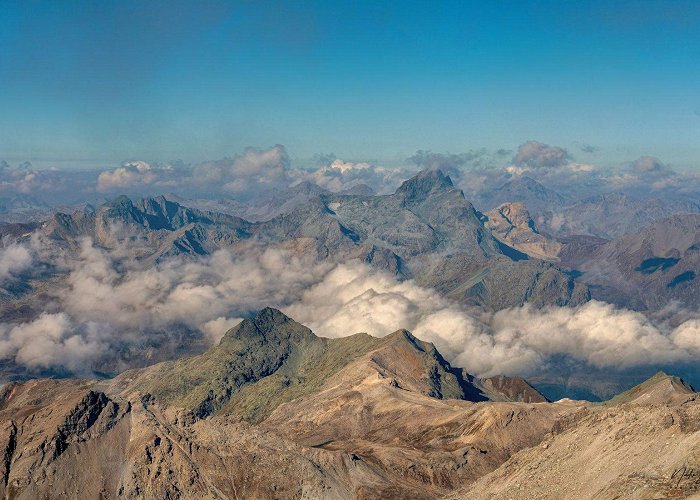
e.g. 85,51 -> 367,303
286,264 -> 697,376
513,141 -> 570,169
92,145 -> 414,198
97,146 -> 292,197
2,237 -> 700,379
0,238 -> 332,373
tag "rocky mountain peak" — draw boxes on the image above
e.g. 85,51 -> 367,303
395,168 -> 455,203
99,195 -> 210,231
604,371 -> 695,406
491,202 -> 538,232
372,328 -> 488,401
249,306 -> 294,332
102,194 -> 134,211
383,328 -> 418,343
484,201 -> 562,261
221,307 -> 311,344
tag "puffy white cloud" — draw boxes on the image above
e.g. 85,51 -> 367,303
96,145 -> 293,198
0,161 -> 75,195
0,238 -> 333,372
489,301 -> 685,371
297,158 -> 412,195
201,316 -> 243,344
600,156 -> 700,194
2,237 -> 700,377
98,161 -> 153,191
0,313 -> 108,372
670,319 -> 700,355
97,160 -> 187,192
285,264 -> 694,376
0,243 -> 32,283
327,159 -> 371,173
628,156 -> 669,175
59,238 -> 331,332
513,141 -> 570,169
193,145 -> 290,195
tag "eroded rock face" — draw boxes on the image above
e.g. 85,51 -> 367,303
484,203 -> 562,261
50,390 -> 124,459
0,380 -> 131,499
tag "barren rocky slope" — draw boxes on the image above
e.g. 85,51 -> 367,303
564,214 -> 700,310
483,202 -> 561,261
450,373 -> 700,499
540,193 -> 700,240
1,309 -> 699,499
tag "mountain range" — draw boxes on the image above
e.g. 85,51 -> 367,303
3,167 -> 700,394
1,308 -> 698,499
561,213 -> 700,310
10,169 -> 589,312
540,192 -> 700,240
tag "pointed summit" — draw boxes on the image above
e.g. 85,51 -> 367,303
221,307 -> 308,343
395,168 -> 455,204
604,371 -> 695,406
125,307 -> 322,418
254,306 -> 291,323
372,328 -> 488,401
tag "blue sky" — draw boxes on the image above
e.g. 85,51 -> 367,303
1,0 -> 699,168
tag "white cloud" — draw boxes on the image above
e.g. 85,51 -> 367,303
284,263 -> 696,377
513,141 -> 569,169
193,145 -> 291,194
0,243 -> 32,283
328,159 -> 371,173
0,313 -> 108,372
628,156 -> 669,175
96,145 -> 292,196
0,238 -> 333,372
297,158 -> 412,194
201,316 -> 243,344
2,237 -> 700,377
97,160 -> 185,192
0,161 -> 74,194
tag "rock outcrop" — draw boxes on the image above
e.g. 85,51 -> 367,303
484,202 -> 562,261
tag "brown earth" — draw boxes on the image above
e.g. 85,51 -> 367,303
1,309 -> 698,499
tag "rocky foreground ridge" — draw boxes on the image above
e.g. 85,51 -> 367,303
1,308 -> 699,499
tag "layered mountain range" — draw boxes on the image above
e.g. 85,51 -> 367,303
2,167 -> 700,396
560,213 -> 700,310
1,308 -> 698,499
6,168 -> 699,317
8,169 -> 590,312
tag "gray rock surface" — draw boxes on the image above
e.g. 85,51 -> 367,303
13,169 -> 589,311
567,214 -> 700,310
